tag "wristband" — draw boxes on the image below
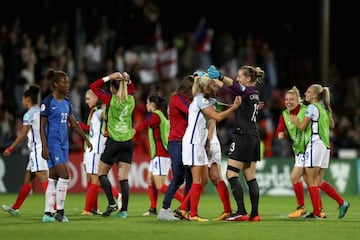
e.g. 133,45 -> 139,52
103,76 -> 110,82
6,147 -> 13,154
218,73 -> 224,81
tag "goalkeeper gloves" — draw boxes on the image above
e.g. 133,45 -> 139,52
207,65 -> 224,80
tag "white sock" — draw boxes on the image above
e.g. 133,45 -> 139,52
56,178 -> 70,211
45,178 -> 56,213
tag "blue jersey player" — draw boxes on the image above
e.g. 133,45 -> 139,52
40,68 -> 92,222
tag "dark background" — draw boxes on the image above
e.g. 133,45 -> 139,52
0,1 -> 359,160
1,0 -> 358,79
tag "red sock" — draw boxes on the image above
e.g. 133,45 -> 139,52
319,197 -> 323,209
320,181 -> 344,206
93,185 -> 100,211
160,184 -> 183,203
41,181 -> 49,192
174,191 -> 183,203
85,181 -> 91,210
189,183 -> 203,217
160,184 -> 168,194
148,185 -> 158,209
111,186 -> 119,198
85,184 -> 98,211
179,189 -> 191,211
293,181 -> 305,206
13,183 -> 32,210
216,180 -> 232,213
308,186 -> 321,216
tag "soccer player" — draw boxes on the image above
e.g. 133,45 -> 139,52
174,72 -> 232,221
178,73 -> 241,221
208,65 -> 264,221
275,86 -> 325,218
290,84 -> 350,219
79,89 -> 122,216
90,71 -> 135,218
2,85 -> 50,220
135,92 -> 183,217
157,75 -> 194,221
40,68 -> 92,222
206,118 -> 232,221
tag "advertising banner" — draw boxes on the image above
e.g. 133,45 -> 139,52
1,151 -> 357,195
0,152 -> 28,193
229,158 -> 358,196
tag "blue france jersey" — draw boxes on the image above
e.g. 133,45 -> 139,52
40,95 -> 72,149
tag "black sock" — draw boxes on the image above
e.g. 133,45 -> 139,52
247,178 -> 259,216
120,179 -> 129,211
99,175 -> 115,205
228,176 -> 246,214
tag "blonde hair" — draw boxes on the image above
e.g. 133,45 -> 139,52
311,84 -> 332,112
86,89 -> 96,98
110,79 -> 128,103
192,74 -> 212,96
116,80 -> 128,103
287,86 -> 302,103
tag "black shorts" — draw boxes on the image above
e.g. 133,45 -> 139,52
101,138 -> 134,165
227,133 -> 260,162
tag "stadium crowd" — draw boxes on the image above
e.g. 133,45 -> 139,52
0,2 -> 359,160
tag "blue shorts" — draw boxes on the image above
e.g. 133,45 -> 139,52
47,145 -> 69,168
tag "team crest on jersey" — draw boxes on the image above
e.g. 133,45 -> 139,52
239,84 -> 246,92
202,98 -> 209,104
23,113 -> 30,121
40,104 -> 46,112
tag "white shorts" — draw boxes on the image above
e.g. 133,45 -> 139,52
27,151 -> 48,172
148,156 -> 171,176
182,143 -> 208,167
208,142 -> 221,167
83,151 -> 101,174
304,140 -> 330,168
294,153 -> 306,167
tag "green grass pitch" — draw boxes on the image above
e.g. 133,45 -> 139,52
0,193 -> 358,240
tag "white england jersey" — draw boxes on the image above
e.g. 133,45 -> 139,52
182,94 -> 215,145
208,98 -> 220,145
23,106 -> 48,172
86,108 -> 107,154
23,106 -> 42,151
305,104 -> 321,142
